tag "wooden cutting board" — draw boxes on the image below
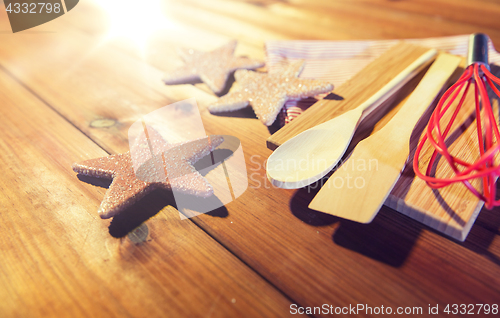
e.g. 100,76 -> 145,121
267,42 -> 497,241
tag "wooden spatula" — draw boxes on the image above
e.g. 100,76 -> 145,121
308,52 -> 461,223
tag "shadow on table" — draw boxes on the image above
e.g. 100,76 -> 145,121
77,174 -> 112,188
108,189 -> 174,238
107,190 -> 229,238
164,72 -> 236,97
290,183 -> 500,268
460,204 -> 500,266
332,207 -> 423,268
209,106 -> 258,119
290,186 -> 421,267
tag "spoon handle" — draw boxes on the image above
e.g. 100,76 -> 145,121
356,48 -> 437,116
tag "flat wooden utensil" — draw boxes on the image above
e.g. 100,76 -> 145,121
266,48 -> 437,189
308,53 -> 462,223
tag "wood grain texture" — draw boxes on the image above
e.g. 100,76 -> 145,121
175,0 -> 500,44
1,0 -> 500,317
0,63 -> 293,317
308,53 -> 461,223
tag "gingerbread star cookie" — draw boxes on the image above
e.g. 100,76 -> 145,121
73,128 -> 224,219
208,60 -> 333,126
163,40 -> 264,94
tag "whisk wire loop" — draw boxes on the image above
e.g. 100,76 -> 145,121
413,61 -> 500,209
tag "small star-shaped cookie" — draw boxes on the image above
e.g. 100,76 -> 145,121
208,60 -> 333,126
73,128 -> 224,219
163,40 -> 264,94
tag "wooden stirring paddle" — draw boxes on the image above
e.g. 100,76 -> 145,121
308,53 -> 461,223
266,48 -> 437,189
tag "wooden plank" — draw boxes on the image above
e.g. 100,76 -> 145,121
287,0 -> 500,38
0,59 -> 293,317
1,2 -> 500,317
58,0 -> 268,71
177,0 -> 500,44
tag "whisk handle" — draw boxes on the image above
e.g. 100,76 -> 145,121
467,33 -> 490,70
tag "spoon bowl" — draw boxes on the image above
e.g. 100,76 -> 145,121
266,108 -> 362,188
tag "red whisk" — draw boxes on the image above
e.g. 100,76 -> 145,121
413,33 -> 500,209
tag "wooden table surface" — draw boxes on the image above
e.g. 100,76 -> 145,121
1,0 -> 500,317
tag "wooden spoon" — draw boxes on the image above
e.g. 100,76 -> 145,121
266,48 -> 437,189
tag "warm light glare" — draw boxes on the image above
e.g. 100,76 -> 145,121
95,0 -> 175,50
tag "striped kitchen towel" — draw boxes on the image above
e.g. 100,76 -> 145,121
265,35 -> 500,125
